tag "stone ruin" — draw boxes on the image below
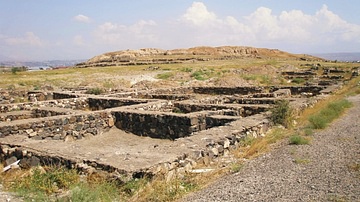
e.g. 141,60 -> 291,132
0,65 -> 358,182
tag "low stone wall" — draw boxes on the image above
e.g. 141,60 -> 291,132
149,114 -> 270,180
0,144 -> 132,182
193,86 -> 264,95
114,110 -> 202,139
225,97 -> 277,105
0,111 -> 33,122
88,97 -> 150,111
0,98 -> 89,113
0,111 -> 115,141
174,103 -> 269,117
113,110 -> 238,139
31,107 -> 76,118
269,86 -> 326,95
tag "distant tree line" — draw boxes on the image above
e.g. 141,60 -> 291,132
0,66 -> 28,74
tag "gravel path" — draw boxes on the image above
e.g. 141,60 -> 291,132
182,94 -> 360,202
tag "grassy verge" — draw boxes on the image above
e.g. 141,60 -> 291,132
308,99 -> 352,129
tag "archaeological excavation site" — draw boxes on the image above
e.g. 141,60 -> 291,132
0,47 -> 359,184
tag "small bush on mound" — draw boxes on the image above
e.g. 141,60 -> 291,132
289,135 -> 310,145
270,100 -> 293,128
308,99 -> 352,129
86,87 -> 104,95
291,78 -> 305,84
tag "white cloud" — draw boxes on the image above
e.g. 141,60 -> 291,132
173,3 -> 360,52
182,2 -> 219,26
94,20 -> 158,46
73,14 -> 91,23
5,32 -> 43,46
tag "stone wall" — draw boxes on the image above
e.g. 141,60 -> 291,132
269,86 -> 325,95
113,110 -> 201,139
88,97 -> 150,111
0,111 -> 33,122
149,114 -> 270,180
113,110 -> 238,139
174,103 -> 269,117
0,98 -> 89,113
0,111 -> 115,141
193,86 -> 264,95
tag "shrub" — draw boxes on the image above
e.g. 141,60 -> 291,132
191,70 -> 207,80
85,88 -> 104,95
292,78 -> 305,84
289,135 -> 310,145
270,100 -> 293,128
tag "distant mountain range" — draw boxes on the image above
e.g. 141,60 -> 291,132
0,59 -> 86,69
312,52 -> 360,62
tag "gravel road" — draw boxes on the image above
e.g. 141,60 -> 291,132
182,94 -> 360,202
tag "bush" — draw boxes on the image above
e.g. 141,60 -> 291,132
289,135 -> 310,145
291,78 -> 305,84
85,88 -> 104,95
270,100 -> 293,128
191,70 -> 206,80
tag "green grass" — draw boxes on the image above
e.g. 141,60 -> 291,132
308,99 -> 352,129
65,181 -> 120,202
10,167 -> 79,201
289,134 -> 310,145
291,77 -> 306,84
156,72 -> 174,80
191,70 -> 208,80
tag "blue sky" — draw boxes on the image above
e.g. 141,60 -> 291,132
1,0 -> 360,61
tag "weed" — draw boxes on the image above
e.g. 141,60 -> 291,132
294,158 -> 310,164
291,78 -> 306,84
135,175 -> 198,202
289,135 -> 310,145
10,167 -> 79,201
191,70 -> 207,80
120,178 -> 149,197
67,181 -> 120,202
172,107 -> 185,114
33,85 -> 40,90
327,194 -> 347,202
240,135 -> 256,147
348,163 -> 360,172
270,100 -> 293,128
181,67 -> 193,72
303,127 -> 314,136
85,87 -> 104,95
230,162 -> 244,173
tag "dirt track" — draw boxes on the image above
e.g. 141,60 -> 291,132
182,94 -> 360,202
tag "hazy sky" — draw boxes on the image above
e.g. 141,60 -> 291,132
1,0 -> 360,61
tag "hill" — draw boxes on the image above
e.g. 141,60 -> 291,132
76,46 -> 324,68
